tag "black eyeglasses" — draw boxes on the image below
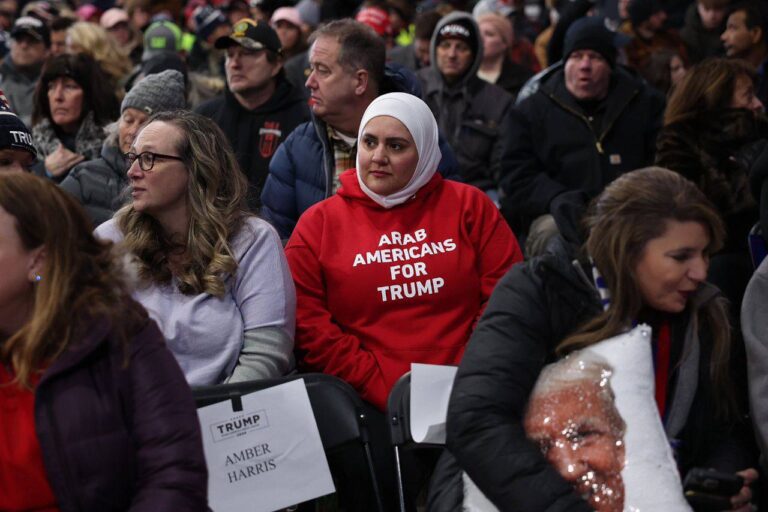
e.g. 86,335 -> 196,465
125,151 -> 184,172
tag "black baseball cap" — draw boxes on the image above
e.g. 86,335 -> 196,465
215,18 -> 282,54
11,16 -> 51,47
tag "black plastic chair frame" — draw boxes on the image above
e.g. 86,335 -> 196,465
387,372 -> 444,512
193,373 -> 385,512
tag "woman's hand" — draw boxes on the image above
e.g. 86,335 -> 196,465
45,144 -> 85,177
729,468 -> 758,511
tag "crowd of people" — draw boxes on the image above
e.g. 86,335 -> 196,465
0,0 -> 767,510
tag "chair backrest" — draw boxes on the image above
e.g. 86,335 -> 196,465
388,372 -> 412,447
193,373 -> 366,451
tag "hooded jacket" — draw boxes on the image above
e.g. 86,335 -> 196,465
417,11 -> 514,191
260,64 -> 461,240
195,76 -> 311,209
285,169 -> 522,410
430,240 -> 756,511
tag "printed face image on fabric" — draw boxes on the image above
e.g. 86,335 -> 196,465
524,359 -> 626,512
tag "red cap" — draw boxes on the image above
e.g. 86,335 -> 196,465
355,7 -> 391,37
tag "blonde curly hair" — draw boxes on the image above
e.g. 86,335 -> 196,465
115,110 -> 249,298
67,21 -> 133,87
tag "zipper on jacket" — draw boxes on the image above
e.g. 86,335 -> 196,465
595,88 -> 639,156
548,88 -> 640,157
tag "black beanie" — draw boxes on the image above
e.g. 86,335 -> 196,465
627,0 -> 662,26
563,17 -> 617,67
0,91 -> 36,159
436,18 -> 478,56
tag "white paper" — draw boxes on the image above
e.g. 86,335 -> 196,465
410,363 -> 458,444
197,379 -> 335,512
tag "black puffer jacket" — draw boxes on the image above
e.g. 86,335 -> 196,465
434,241 -> 756,511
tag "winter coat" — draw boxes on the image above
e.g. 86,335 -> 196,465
680,2 -> 724,64
491,57 -> 533,100
285,169 -> 522,410
742,256 -> 768,475
60,139 -> 127,227
656,109 -> 768,253
195,77 -> 310,210
36,302 -> 208,511
418,12 -> 514,191
499,63 -> 665,237
32,111 -> 105,161
260,64 -> 461,240
430,241 -> 756,511
0,58 -> 39,126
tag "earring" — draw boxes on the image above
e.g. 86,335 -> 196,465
34,274 -> 42,282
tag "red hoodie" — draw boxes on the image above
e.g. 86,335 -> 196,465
285,170 -> 523,410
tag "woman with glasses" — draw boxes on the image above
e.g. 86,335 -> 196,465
95,110 -> 296,386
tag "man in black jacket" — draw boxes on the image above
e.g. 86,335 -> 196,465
196,18 -> 310,210
500,17 -> 665,254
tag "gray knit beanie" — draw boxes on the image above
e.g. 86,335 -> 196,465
121,69 -> 186,115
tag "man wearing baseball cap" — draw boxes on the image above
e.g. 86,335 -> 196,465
140,20 -> 182,63
417,11 -> 513,195
500,16 -> 666,256
196,18 -> 309,210
0,16 -> 50,126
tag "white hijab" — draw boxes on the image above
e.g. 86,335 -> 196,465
355,92 -> 442,208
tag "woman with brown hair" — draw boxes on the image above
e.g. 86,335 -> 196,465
435,167 -> 758,511
31,53 -> 120,180
96,110 -> 296,386
0,172 -> 207,511
656,57 -> 767,310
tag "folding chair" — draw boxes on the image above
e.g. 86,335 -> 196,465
193,373 -> 385,512
387,372 -> 445,512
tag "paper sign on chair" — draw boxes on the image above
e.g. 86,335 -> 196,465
197,379 -> 336,512
410,363 -> 458,444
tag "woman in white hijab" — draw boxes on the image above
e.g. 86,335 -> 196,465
285,92 -> 521,509
286,92 -> 522,410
